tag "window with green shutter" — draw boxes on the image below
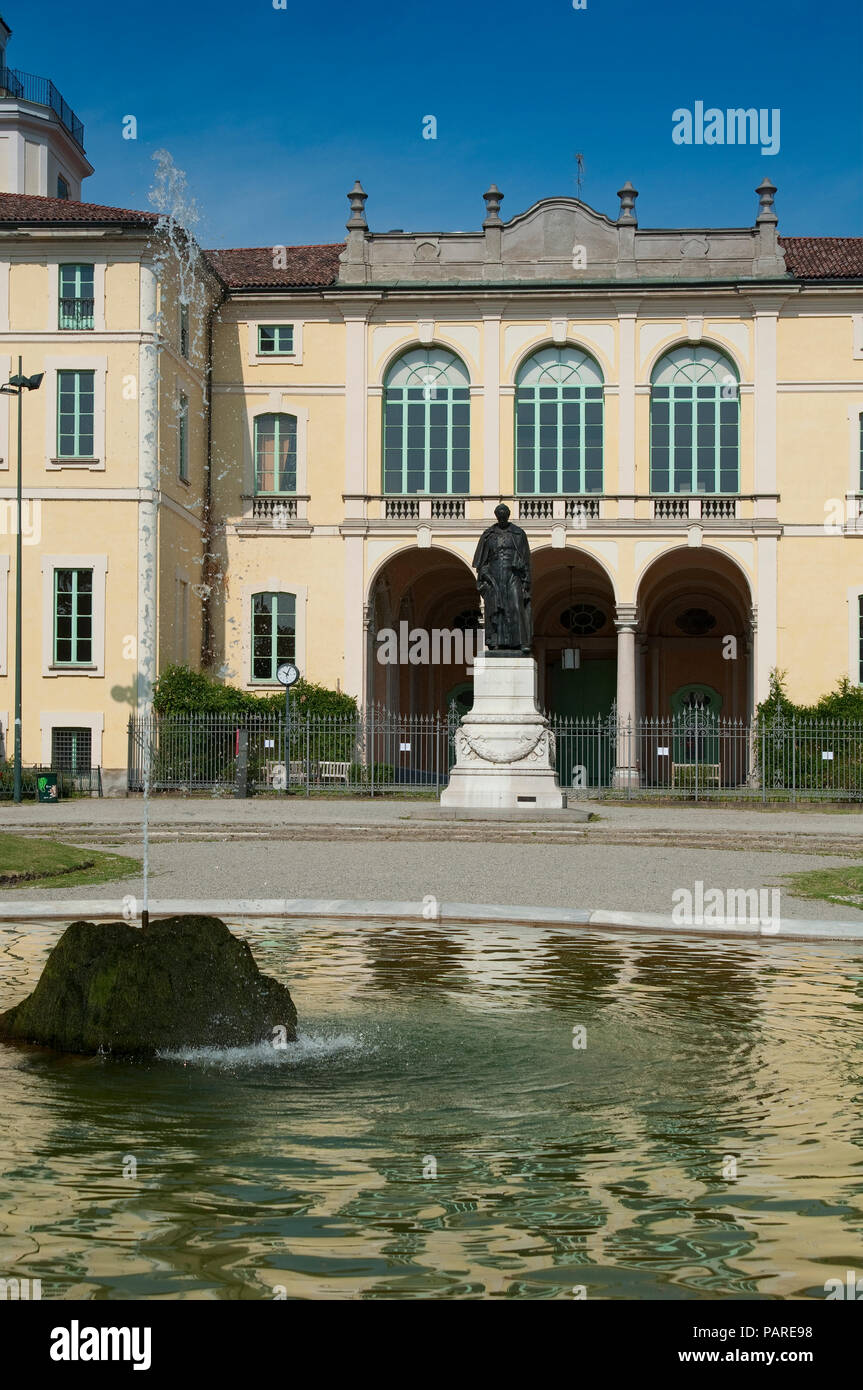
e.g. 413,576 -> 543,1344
650,347 -> 739,495
515,347 -> 604,494
53,568 -> 93,665
58,263 -> 95,330
383,348 -> 470,494
252,593 -> 296,681
57,370 -> 95,457
178,393 -> 189,481
254,413 -> 297,493
258,325 -> 294,355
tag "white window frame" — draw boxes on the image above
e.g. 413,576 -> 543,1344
238,579 -> 307,690
40,711 -> 104,767
178,391 -> 189,482
41,553 -> 108,676
0,552 -> 8,675
849,401 -> 863,493
47,257 -> 106,333
44,355 -> 108,470
848,586 -> 863,685
175,569 -> 190,664
248,319 -> 303,367
0,352 -> 9,469
244,395 -> 309,502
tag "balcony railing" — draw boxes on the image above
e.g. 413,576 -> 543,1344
58,297 -> 94,330
0,66 -> 85,149
652,496 -> 739,521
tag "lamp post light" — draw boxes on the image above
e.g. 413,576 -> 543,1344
1,357 -> 44,804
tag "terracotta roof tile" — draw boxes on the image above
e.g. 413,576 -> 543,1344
780,236 -> 863,279
203,244 -> 344,288
0,191 -> 158,225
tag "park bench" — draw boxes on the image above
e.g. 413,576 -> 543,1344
318,760 -> 351,786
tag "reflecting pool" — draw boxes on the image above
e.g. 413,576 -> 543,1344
1,918 -> 862,1299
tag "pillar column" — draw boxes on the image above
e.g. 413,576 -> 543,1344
613,602 -> 639,788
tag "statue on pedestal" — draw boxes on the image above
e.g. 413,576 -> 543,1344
473,503 -> 533,653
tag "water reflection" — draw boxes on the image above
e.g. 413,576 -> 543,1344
1,918 -> 862,1299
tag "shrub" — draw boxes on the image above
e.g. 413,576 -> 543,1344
152,664 -> 357,718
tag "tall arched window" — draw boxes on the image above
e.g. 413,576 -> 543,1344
383,348 -> 470,494
515,347 -> 604,494
254,413 -> 297,494
650,347 -> 739,494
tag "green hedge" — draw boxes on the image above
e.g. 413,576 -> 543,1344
152,664 -> 357,718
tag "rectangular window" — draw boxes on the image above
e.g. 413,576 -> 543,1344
53,568 -> 93,666
258,325 -> 294,355
859,414 -> 863,493
57,176 -> 70,200
178,393 -> 189,481
859,594 -> 863,685
51,726 -> 92,774
58,263 -> 95,330
56,370 -> 95,457
180,303 -> 189,358
252,592 -> 296,681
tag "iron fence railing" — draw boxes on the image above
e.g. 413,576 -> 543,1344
551,712 -> 863,801
58,297 -> 95,330
127,709 -> 458,796
0,66 -> 85,147
0,763 -> 102,799
127,710 -> 863,801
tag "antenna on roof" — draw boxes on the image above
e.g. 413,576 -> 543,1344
575,152 -> 585,201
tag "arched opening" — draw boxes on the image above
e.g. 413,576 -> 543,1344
530,547 -> 618,716
637,548 -> 753,722
367,546 -> 479,716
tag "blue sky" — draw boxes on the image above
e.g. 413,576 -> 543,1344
10,0 -> 863,247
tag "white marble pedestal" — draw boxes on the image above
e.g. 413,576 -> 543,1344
440,654 -> 564,809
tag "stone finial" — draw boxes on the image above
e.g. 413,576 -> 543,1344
482,184 -> 504,227
755,177 -> 778,224
617,181 -> 638,225
346,180 -> 368,230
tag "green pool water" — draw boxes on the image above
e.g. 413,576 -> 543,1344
1,918 -> 862,1300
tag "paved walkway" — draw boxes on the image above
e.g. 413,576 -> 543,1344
1,796 -> 862,923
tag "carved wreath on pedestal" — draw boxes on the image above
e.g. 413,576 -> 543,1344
455,727 -> 555,765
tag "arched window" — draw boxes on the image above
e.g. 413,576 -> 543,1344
252,592 -> 295,682
650,347 -> 739,494
254,413 -> 297,494
515,347 -> 603,494
383,348 -> 470,494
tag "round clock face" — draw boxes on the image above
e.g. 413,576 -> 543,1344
276,662 -> 300,687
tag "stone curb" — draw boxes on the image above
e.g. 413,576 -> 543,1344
1,898 -> 862,942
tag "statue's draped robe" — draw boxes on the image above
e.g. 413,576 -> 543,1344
472,523 -> 533,651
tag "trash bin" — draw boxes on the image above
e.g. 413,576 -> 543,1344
36,773 -> 59,803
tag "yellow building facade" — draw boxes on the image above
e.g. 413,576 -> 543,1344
1,168 -> 863,788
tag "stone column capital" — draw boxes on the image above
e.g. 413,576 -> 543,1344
614,603 -> 639,631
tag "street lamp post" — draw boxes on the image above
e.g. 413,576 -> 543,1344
1,358 -> 44,804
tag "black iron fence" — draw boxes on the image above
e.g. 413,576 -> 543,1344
552,711 -> 863,801
0,763 -> 102,800
0,67 -> 85,147
127,709 -> 456,796
127,709 -> 863,801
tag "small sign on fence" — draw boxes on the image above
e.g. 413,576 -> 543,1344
400,742 -> 411,752
657,747 -> 669,757
264,739 -> 274,749
822,750 -> 834,760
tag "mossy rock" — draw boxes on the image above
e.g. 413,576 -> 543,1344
0,915 -> 297,1055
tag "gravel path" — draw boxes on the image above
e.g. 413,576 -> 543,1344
1,835 -> 859,921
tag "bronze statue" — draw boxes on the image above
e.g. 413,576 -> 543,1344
473,503 -> 533,653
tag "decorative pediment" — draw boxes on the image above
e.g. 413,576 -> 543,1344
337,181 -> 788,286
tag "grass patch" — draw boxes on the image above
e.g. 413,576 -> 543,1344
785,864 -> 863,908
0,833 -> 140,890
